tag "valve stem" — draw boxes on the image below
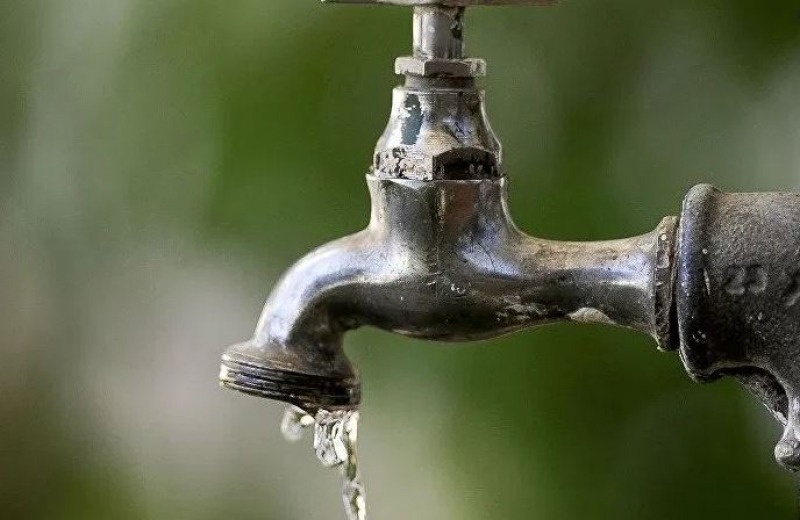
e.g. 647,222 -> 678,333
413,6 -> 465,60
397,5 -> 484,79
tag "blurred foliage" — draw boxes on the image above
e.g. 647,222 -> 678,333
3,0 -> 800,518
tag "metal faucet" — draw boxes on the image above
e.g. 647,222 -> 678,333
219,0 -> 800,473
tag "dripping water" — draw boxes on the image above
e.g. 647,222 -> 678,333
281,406 -> 367,520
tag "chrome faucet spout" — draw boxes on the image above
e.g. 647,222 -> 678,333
220,174 -> 677,411
219,231 -> 372,411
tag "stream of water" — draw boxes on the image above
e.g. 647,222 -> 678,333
281,406 -> 367,520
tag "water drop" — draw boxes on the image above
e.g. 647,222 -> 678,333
281,405 -> 315,442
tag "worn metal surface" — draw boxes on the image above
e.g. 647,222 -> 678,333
413,6 -> 464,59
372,84 -> 500,180
220,2 -> 676,412
394,5 -> 489,78
377,5 -> 498,178
220,0 -> 800,476
220,175 -> 676,411
676,185 -> 800,471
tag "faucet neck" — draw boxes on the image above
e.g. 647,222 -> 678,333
369,5 -> 499,181
371,86 -> 502,181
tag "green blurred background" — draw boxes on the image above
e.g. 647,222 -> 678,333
2,0 -> 800,518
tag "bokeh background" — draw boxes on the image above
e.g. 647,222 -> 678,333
3,0 -> 800,518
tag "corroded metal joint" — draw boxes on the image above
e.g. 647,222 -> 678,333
371,85 -> 501,180
395,57 -> 486,78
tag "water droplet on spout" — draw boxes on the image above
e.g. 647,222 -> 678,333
281,405 -> 316,442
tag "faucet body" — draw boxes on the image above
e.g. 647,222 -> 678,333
221,170 -> 675,409
221,0 -> 800,473
221,53 -> 676,411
